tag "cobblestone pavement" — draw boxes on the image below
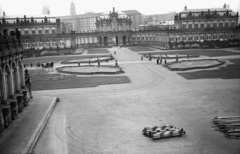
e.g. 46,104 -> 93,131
32,47 -> 240,154
0,96 -> 53,154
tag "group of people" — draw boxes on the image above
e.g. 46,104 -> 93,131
24,62 -> 54,69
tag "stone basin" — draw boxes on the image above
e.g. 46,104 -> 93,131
62,56 -> 113,64
166,59 -> 225,71
56,65 -> 124,75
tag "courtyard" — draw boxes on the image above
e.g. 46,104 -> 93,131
26,47 -> 240,153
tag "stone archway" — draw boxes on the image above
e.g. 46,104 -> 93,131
4,65 -> 12,98
123,36 -> 127,45
115,35 -> 119,46
0,68 -> 4,102
104,36 -> 108,46
17,60 -> 25,89
11,62 -> 19,93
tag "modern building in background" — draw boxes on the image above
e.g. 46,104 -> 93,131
70,2 -> 76,16
122,10 -> 142,31
140,12 -> 176,30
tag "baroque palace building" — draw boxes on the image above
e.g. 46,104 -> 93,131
1,6 -> 239,58
0,27 -> 31,131
167,5 -> 240,48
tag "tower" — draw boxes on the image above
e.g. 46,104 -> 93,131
42,1 -> 50,15
70,2 -> 76,16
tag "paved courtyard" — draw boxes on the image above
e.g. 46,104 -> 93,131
32,47 -> 240,154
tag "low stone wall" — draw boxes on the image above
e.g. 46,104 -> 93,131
56,65 -> 124,75
61,56 -> 114,64
165,59 -> 225,71
143,54 -> 199,59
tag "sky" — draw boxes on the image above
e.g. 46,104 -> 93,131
0,0 -> 240,17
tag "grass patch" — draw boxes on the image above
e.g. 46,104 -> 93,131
23,54 -> 111,64
29,69 -> 130,91
87,48 -> 110,54
178,59 -> 240,79
140,49 -> 240,57
128,46 -> 155,52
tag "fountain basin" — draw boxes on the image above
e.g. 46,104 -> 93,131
57,65 -> 124,75
165,59 -> 225,71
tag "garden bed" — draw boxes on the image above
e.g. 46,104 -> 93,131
165,59 -> 225,71
57,65 -> 124,75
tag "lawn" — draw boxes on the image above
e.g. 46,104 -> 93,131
29,69 -> 130,91
128,46 -> 155,52
140,49 -> 240,57
23,54 -> 111,64
178,59 -> 240,79
87,48 -> 110,54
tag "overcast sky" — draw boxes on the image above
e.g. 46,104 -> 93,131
1,0 -> 240,16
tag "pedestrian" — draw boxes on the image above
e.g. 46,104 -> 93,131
141,56 -> 143,61
115,60 -> 118,67
187,54 -> 189,59
176,54 -> 178,62
97,58 -> 100,66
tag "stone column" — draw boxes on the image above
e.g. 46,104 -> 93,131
1,71 -> 7,101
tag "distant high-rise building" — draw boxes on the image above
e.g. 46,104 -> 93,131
42,1 -> 50,15
70,2 -> 76,16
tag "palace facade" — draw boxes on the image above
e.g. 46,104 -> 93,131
96,7 -> 132,32
0,28 -> 31,131
167,5 -> 239,48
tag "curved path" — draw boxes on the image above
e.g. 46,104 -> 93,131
33,47 -> 240,154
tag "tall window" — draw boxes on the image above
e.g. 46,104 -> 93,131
207,23 -> 211,28
182,24 -> 186,29
38,30 -> 42,34
219,23 -> 223,27
45,30 -> 49,34
231,22 -> 235,27
32,30 -> 35,34
213,23 -> 217,27
225,23 -> 229,27
52,30 -> 55,34
188,24 -> 192,29
194,24 -> 198,29
194,36 -> 198,40
200,24 -> 204,28
24,31 -> 28,35
188,36 -> 193,40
